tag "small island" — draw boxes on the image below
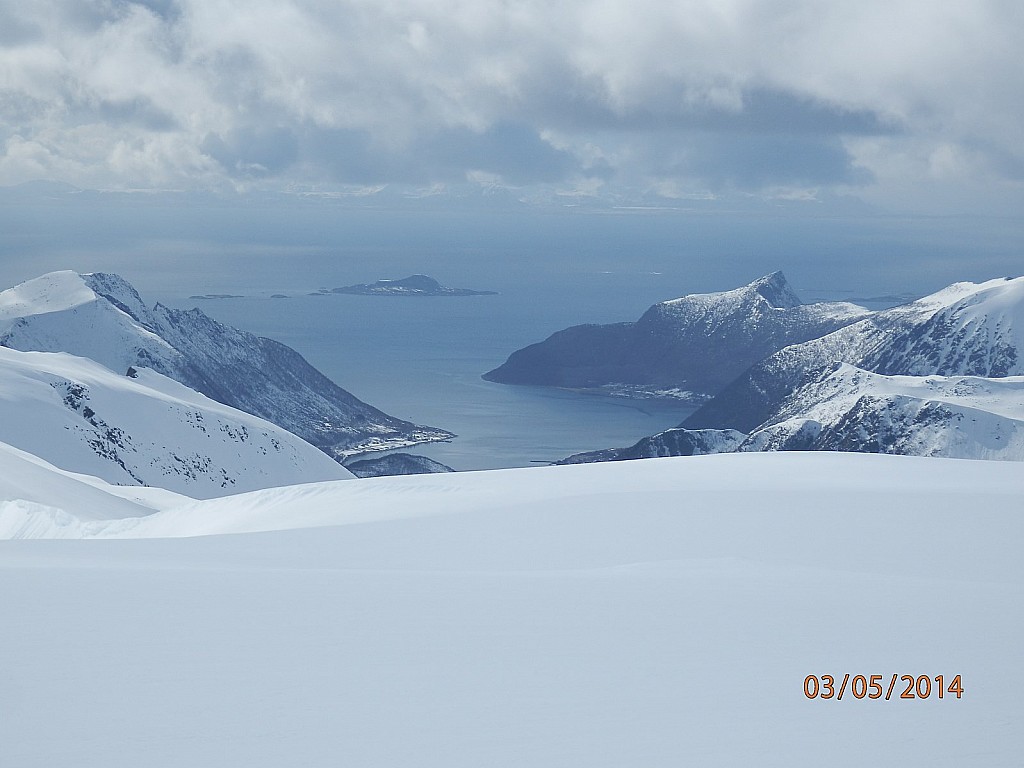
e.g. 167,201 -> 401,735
321,274 -> 497,297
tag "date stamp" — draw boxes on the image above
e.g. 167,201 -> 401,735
804,674 -> 963,701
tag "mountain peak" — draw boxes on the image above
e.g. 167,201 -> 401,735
1,270 -> 454,459
82,272 -> 153,324
749,271 -> 801,309
0,271 -> 97,328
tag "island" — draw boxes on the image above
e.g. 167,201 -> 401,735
321,274 -> 497,297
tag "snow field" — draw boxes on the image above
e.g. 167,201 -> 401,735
1,452 -> 1022,767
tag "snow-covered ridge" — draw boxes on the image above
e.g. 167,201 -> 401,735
0,346 -> 352,499
484,271 -> 870,398
659,270 -> 802,313
0,439 -> 189,530
0,269 -> 100,318
3,450 -> 1021,542
0,270 -> 453,457
739,363 -> 1024,460
685,274 -> 1024,434
561,274 -> 1024,464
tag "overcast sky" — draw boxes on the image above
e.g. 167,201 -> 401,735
1,0 -> 1022,215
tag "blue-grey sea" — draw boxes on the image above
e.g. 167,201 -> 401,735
7,199 -> 1019,470
167,273 -> 698,470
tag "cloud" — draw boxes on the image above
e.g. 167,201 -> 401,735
0,0 -> 1021,210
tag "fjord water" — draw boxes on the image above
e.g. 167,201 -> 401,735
168,273 -> 697,470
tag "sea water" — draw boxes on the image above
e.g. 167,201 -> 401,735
167,272 -> 698,470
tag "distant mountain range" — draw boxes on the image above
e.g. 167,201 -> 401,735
684,275 -> 1024,432
553,274 -> 1024,463
317,274 -> 497,297
484,272 -> 870,402
0,271 -> 453,462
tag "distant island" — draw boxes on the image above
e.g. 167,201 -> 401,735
320,274 -> 497,297
189,293 -> 244,300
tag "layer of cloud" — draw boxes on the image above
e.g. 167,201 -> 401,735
0,0 -> 1021,211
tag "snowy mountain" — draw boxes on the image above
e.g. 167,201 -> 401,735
0,346 -> 352,498
1,453 -> 1021,766
483,272 -> 869,401
685,275 -> 1024,433
561,275 -> 1024,464
0,271 -> 453,458
566,363 -> 1024,464
738,362 -> 1024,459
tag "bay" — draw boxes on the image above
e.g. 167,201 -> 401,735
168,272 -> 697,471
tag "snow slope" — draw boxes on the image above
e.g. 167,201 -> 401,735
560,275 -> 1024,465
0,439 -> 189,531
1,453 -> 1022,767
687,275 -> 1024,433
0,346 -> 351,498
566,363 -> 1024,464
741,363 -> 1024,459
0,270 -> 453,456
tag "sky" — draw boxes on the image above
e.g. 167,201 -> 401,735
0,1 -> 1021,298
1,0 -> 1022,213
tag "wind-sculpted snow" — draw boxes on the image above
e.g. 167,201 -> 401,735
484,271 -> 869,399
0,346 -> 352,498
0,440 -> 188,531
0,271 -> 453,457
1,454 -> 1022,765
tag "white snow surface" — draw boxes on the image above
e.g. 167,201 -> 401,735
1,452 -> 1022,766
743,363 -> 1024,459
0,270 -> 453,455
785,274 -> 1024,379
0,270 -> 180,375
0,345 -> 351,498
658,271 -> 868,329
0,439 -> 188,529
